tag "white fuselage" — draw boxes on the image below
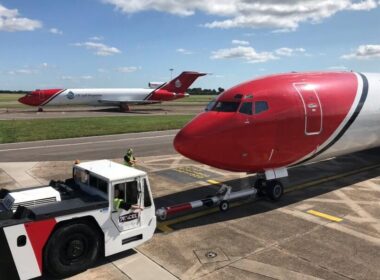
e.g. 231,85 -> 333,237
49,88 -> 153,106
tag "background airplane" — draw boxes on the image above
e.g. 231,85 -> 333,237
18,71 -> 206,112
174,71 -> 380,200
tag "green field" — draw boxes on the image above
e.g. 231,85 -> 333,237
0,93 -> 27,109
0,115 -> 194,143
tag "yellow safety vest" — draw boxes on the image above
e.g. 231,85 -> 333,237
114,198 -> 124,210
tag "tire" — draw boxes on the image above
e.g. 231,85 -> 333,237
267,180 -> 284,201
219,200 -> 229,212
254,179 -> 266,197
44,222 -> 101,278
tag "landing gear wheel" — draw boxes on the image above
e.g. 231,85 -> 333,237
219,200 -> 229,212
254,179 -> 266,197
120,103 -> 130,112
267,180 -> 284,201
44,223 -> 101,278
38,107 -> 43,112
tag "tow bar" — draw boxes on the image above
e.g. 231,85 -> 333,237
155,184 -> 258,221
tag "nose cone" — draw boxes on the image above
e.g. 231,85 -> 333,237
18,89 -> 62,107
174,112 -> 241,171
18,95 -> 28,105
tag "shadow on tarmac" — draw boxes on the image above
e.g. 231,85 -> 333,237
153,147 -> 380,230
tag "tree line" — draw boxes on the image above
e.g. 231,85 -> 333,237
0,90 -> 29,94
187,87 -> 224,95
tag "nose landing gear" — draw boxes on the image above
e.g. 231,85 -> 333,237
254,177 -> 284,201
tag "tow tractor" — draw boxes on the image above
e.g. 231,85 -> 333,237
0,160 -> 282,280
0,160 -> 156,280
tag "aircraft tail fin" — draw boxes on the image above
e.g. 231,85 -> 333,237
160,71 -> 207,93
146,71 -> 206,101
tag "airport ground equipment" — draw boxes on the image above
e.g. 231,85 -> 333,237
155,183 -> 278,221
0,160 -> 156,280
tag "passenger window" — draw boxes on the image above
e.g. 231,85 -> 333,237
255,101 -> 268,114
239,102 -> 253,115
114,181 -> 139,210
205,100 -> 216,111
143,179 -> 152,207
212,101 -> 240,112
89,175 -> 108,194
125,181 -> 139,205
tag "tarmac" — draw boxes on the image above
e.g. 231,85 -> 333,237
0,148 -> 379,280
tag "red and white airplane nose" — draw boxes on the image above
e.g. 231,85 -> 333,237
18,89 -> 63,107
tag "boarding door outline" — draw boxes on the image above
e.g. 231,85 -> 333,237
293,83 -> 323,135
111,179 -> 142,232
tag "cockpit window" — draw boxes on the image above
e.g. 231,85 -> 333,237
205,100 -> 216,111
212,101 -> 240,112
239,102 -> 253,115
255,101 -> 269,114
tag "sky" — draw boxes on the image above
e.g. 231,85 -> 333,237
0,0 -> 379,90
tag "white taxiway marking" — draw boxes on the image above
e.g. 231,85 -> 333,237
0,134 -> 175,153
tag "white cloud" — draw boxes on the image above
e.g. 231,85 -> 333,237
117,66 -> 140,73
211,46 -> 277,63
341,44 -> 380,59
328,65 -> 348,70
49,28 -> 63,35
8,68 -> 37,75
211,44 -> 306,63
275,47 -> 305,56
72,42 -> 121,56
89,36 -> 103,41
61,75 -> 93,81
97,68 -> 108,73
103,0 -> 378,31
0,4 -> 42,32
232,40 -> 249,46
81,75 -> 94,80
176,48 -> 193,55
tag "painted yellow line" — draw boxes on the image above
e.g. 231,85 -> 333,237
307,209 -> 343,222
207,179 -> 221,185
157,163 -> 380,233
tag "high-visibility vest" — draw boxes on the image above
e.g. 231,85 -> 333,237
114,198 -> 124,210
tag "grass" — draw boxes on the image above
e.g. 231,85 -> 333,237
0,93 -> 28,109
0,115 -> 194,144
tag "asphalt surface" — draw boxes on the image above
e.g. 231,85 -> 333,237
1,148 -> 379,280
0,130 -> 178,162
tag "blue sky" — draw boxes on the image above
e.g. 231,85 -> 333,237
0,0 -> 379,90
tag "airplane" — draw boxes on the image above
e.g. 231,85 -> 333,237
174,71 -> 380,201
18,71 -> 206,112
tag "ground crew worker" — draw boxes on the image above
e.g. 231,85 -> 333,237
124,148 -> 136,167
114,187 -> 125,210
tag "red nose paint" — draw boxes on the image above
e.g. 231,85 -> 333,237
18,89 -> 63,106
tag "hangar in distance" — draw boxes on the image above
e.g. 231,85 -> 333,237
174,71 -> 380,200
18,71 -> 206,112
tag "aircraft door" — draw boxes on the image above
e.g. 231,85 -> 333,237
294,83 -> 323,135
111,179 -> 143,232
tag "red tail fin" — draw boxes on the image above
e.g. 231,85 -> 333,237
160,71 -> 206,93
147,71 -> 206,101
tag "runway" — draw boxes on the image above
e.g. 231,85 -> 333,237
0,130 -> 178,162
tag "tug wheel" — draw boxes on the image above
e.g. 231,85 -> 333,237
219,200 -> 229,212
44,222 -> 101,278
